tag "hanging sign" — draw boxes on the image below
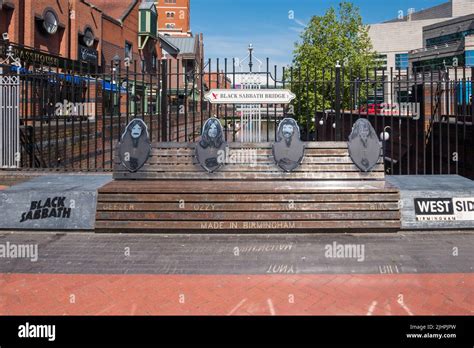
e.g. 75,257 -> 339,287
204,89 -> 295,104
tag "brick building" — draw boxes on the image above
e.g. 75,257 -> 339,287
204,72 -> 232,90
88,0 -> 160,73
369,0 -> 473,105
0,0 -> 103,70
155,0 -> 191,37
0,0 -> 163,72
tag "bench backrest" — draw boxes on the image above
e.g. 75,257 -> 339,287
114,141 -> 384,181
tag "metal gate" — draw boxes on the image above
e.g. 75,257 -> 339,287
237,45 -> 264,142
0,69 -> 20,168
239,73 -> 263,142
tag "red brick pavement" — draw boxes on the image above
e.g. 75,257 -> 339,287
0,273 -> 473,315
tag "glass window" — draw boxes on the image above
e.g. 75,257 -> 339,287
466,50 -> 474,67
43,10 -> 59,35
152,52 -> 157,70
83,28 -> 94,47
395,53 -> 409,69
125,42 -> 133,60
412,54 -> 465,71
426,29 -> 474,47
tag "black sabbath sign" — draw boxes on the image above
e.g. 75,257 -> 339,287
118,119 -> 151,173
20,196 -> 71,223
196,117 -> 228,173
0,175 -> 112,231
272,118 -> 305,172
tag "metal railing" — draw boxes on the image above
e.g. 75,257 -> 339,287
0,58 -> 472,178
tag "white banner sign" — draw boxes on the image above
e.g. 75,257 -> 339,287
204,89 -> 296,104
414,197 -> 474,221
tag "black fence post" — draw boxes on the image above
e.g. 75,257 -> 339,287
161,59 -> 168,142
471,67 -> 474,120
335,61 -> 342,141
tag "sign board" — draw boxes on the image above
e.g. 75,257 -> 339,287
414,197 -> 474,221
0,41 -> 96,72
79,45 -> 98,64
204,89 -> 296,104
387,175 -> 474,230
0,175 -> 112,230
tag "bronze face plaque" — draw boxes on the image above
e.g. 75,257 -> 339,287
196,117 -> 228,173
118,119 -> 151,172
348,118 -> 382,172
272,118 -> 306,172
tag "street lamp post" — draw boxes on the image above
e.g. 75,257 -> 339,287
112,55 -> 121,122
248,44 -> 253,73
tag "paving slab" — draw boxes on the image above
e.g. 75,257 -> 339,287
0,231 -> 472,275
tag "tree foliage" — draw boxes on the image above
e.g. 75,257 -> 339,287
289,2 -> 379,131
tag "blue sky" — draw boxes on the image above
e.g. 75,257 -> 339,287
191,0 -> 447,68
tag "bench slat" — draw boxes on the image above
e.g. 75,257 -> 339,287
113,171 -> 385,180
100,180 -> 397,193
97,201 -> 400,212
97,192 -> 400,203
96,211 -> 400,221
95,220 -> 401,231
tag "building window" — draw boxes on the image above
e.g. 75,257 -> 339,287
164,0 -> 177,3
412,54 -> 465,71
42,9 -> 59,35
166,12 -> 175,18
375,54 -> 388,68
83,28 -> 95,47
395,53 -> 409,69
466,50 -> 474,67
166,23 -> 176,29
426,29 -> 474,48
125,42 -> 133,60
152,52 -> 157,70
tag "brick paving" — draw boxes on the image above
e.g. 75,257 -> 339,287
0,231 -> 473,315
0,273 -> 472,315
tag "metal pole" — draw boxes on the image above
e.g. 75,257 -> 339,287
161,60 -> 168,142
248,44 -> 253,73
335,61 -> 342,141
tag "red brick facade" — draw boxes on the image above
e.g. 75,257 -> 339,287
0,0 -> 162,72
156,0 -> 190,36
1,0 -> 103,67
204,72 -> 232,90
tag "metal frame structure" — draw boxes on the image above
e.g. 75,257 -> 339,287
0,44 -> 21,168
0,50 -> 472,178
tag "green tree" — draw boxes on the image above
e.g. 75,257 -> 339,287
289,2 -> 379,132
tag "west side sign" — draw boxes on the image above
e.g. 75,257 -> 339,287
414,197 -> 474,221
204,89 -> 296,104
